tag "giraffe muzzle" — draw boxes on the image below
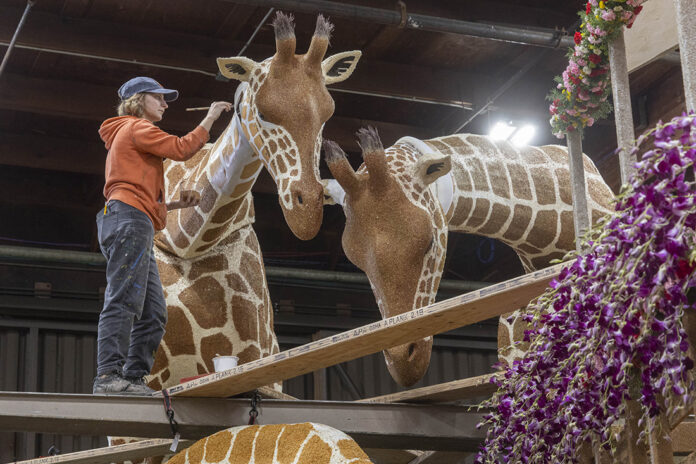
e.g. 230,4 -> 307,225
282,182 -> 324,240
383,337 -> 433,387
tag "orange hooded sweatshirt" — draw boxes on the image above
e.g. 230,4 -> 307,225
98,116 -> 209,230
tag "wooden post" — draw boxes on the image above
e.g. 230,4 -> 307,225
647,413 -> 673,464
674,0 -> 696,111
566,130 -> 590,249
608,29 -> 637,185
624,399 -> 650,464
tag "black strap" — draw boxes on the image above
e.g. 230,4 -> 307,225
161,389 -> 180,438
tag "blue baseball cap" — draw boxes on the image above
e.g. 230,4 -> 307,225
118,76 -> 179,102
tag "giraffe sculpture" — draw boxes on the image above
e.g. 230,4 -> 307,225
167,423 -> 373,464
145,12 -> 361,390
322,127 -> 614,386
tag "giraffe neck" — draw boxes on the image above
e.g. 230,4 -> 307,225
157,88 -> 264,258
424,133 -> 613,270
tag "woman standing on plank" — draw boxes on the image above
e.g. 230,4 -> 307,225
93,76 -> 231,395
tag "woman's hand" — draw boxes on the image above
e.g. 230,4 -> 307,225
166,190 -> 201,210
206,101 -> 233,120
200,101 -> 232,131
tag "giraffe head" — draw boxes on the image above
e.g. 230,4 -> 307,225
216,12 -> 361,240
323,128 -> 451,386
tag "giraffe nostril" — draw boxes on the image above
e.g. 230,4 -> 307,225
407,343 -> 417,360
297,194 -> 303,205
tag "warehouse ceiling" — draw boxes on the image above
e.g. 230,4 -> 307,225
0,0 -> 685,285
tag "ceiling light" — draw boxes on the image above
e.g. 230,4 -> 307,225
510,124 -> 536,147
489,121 -> 516,141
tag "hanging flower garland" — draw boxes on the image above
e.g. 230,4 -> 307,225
548,0 -> 647,138
476,113 -> 696,463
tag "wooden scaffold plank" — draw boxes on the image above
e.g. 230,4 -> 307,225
163,264 -> 562,398
12,439 -> 194,464
359,373 -> 500,404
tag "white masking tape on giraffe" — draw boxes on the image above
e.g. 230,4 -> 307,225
213,355 -> 239,372
324,179 -> 346,206
396,136 -> 454,215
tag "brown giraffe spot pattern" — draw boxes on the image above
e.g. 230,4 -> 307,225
161,306 -> 196,356
180,209 -> 205,237
507,163 -> 533,200
200,333 -> 233,372
201,224 -> 229,243
529,167 -> 556,206
478,203 -> 511,236
487,160 -> 511,199
199,182 -> 219,214
465,198 -> 491,229
526,210 -> 558,249
179,276 -> 227,329
254,424 -> 284,463
188,253 -> 227,281
502,205 -> 533,242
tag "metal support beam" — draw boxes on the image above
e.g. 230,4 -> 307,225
331,363 -> 363,400
608,29 -> 637,185
0,245 -> 488,293
566,130 -> 590,248
0,0 -> 34,79
218,0 -> 573,48
0,392 -> 487,451
674,0 -> 696,111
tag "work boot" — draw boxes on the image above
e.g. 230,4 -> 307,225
124,376 -> 156,395
93,372 -> 130,394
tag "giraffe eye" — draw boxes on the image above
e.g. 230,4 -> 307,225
257,111 -> 266,121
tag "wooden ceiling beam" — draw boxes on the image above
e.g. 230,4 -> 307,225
0,130 -> 278,195
0,132 -> 105,175
0,73 -> 434,151
0,5 -> 488,109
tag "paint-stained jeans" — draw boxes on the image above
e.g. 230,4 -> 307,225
95,200 -> 167,378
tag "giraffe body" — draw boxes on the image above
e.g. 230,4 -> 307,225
324,130 -> 614,385
168,423 -> 373,464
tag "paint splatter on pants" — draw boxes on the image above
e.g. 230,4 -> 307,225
95,200 -> 167,378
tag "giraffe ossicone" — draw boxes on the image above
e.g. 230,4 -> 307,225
324,127 -> 615,386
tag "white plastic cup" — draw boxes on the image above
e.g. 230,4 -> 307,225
212,355 -> 239,372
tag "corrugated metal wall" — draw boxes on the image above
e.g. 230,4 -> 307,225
0,327 -> 105,462
282,346 -> 497,402
1,326 -> 496,461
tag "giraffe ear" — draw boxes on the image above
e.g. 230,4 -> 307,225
322,51 -> 362,85
413,152 -> 451,186
217,57 -> 259,82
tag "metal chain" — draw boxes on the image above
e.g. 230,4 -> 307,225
248,390 -> 262,425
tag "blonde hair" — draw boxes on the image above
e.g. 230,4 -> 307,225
117,93 -> 146,117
